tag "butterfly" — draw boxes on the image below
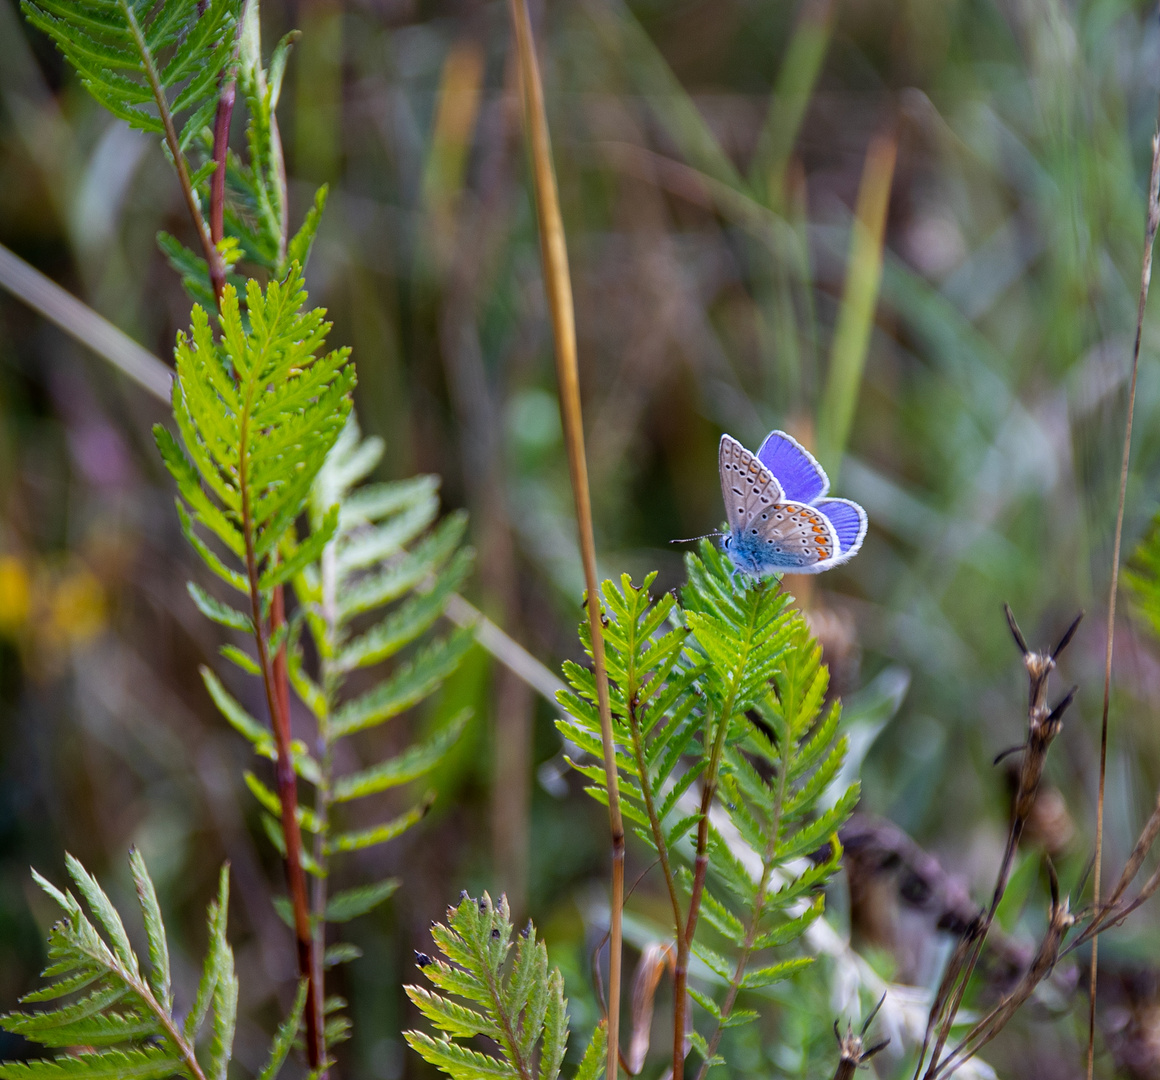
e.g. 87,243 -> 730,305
719,430 -> 867,577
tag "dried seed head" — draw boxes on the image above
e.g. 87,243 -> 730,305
1051,611 -> 1084,660
1004,604 -> 1029,656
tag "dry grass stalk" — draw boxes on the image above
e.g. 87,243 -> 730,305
831,995 -> 888,1080
933,865 -> 1074,1079
507,4 -> 625,1078
1088,91 -> 1160,1080
913,607 -> 1080,1080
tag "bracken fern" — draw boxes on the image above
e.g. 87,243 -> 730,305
20,0 -> 239,151
405,892 -> 606,1080
556,543 -> 857,1076
0,853 -> 303,1080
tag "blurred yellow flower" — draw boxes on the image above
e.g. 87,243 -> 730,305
49,568 -> 106,646
0,555 -> 31,636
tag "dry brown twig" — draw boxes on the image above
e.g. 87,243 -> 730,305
933,864 -> 1075,1079
913,607 -> 1081,1080
832,995 -> 889,1080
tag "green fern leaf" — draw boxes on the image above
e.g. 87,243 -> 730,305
331,710 -> 472,802
405,894 -> 584,1080
255,981 -> 307,1080
128,849 -> 170,1010
0,855 -> 231,1080
21,0 -> 240,145
573,1024 -> 606,1080
324,880 -> 401,923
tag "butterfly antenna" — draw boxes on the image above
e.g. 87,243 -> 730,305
670,531 -> 724,544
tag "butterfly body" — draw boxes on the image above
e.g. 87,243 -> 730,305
719,432 -> 867,578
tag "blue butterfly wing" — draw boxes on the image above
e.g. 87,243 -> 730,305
719,435 -> 783,534
728,500 -> 840,576
811,498 -> 868,568
756,430 -> 829,503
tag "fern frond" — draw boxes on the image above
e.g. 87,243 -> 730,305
405,894 -> 600,1080
21,0 -> 239,147
556,574 -> 702,875
1127,515 -> 1160,640
156,264 -> 354,589
685,571 -> 858,1071
0,856 -> 235,1080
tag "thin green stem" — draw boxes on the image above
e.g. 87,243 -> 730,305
695,719 -> 790,1080
121,0 -> 224,303
134,974 -> 209,1080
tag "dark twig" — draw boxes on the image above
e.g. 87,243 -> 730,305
915,608 -> 1080,1079
1088,88 -> 1160,1080
933,863 -> 1074,1079
832,995 -> 889,1080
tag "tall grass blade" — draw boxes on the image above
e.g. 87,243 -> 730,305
816,132 -> 897,480
1087,93 -> 1160,1080
507,5 -> 624,1078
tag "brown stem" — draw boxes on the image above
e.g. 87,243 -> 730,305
917,619 -> 1074,1080
1087,91 -> 1160,1080
208,75 -> 236,300
239,421 -> 326,1073
626,699 -> 687,1079
270,585 -> 325,1068
508,4 -> 624,1076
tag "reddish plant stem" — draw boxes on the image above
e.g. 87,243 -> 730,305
268,585 -> 324,1064
208,76 -> 236,301
241,452 -> 325,1073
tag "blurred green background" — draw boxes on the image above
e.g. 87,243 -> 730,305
4,0 -> 1160,1076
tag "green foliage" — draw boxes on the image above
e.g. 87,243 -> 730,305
22,0 -> 326,308
1126,517 -> 1160,640
157,260 -> 471,1055
21,0 -> 240,150
404,892 -> 604,1080
154,262 -> 353,604
557,572 -> 705,852
556,545 -> 857,1070
275,418 -> 474,1011
0,853 -> 265,1080
160,5 -> 328,304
